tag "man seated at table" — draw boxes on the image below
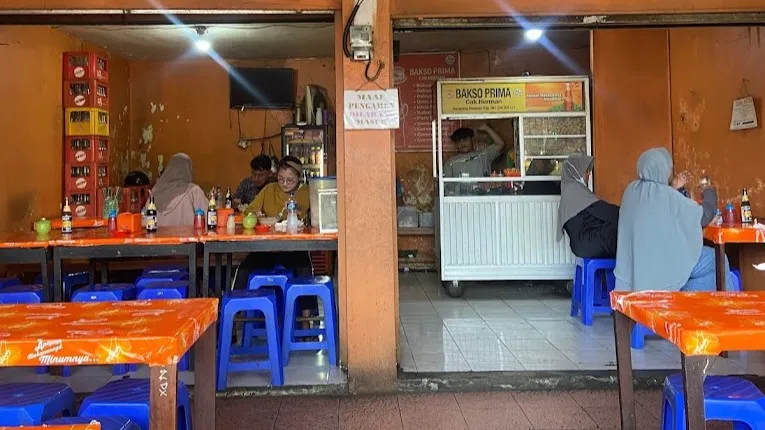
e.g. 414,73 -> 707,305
233,154 -> 274,209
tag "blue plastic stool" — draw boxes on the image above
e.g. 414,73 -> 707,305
47,416 -> 140,430
218,289 -> 284,389
142,264 -> 188,276
631,323 -> 656,350
282,276 -> 338,366
67,283 -> 138,377
36,271 -> 90,301
0,277 -> 21,289
241,269 -> 294,350
0,382 -> 75,426
79,378 -> 191,430
0,284 -> 43,304
135,272 -> 189,289
135,281 -> 190,371
570,258 -> 616,326
661,374 -> 765,430
732,269 -> 743,292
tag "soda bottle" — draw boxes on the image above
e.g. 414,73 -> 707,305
225,187 -> 233,209
145,193 -> 158,233
207,195 -> 218,231
286,193 -> 299,234
741,188 -> 753,224
61,198 -> 73,234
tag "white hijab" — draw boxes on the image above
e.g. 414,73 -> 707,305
614,148 -> 703,292
150,153 -> 208,226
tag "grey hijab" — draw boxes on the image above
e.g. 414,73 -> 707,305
557,154 -> 599,241
614,148 -> 703,292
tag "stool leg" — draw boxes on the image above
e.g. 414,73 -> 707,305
570,265 -> 582,318
321,290 -> 337,366
582,266 -> 595,326
263,304 -> 284,386
631,325 -> 646,350
113,364 -> 128,375
282,291 -> 298,365
216,308 -> 235,391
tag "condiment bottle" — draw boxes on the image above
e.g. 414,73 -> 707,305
194,209 -> 205,230
61,198 -> 73,234
741,188 -> 753,224
207,196 -> 218,231
723,203 -> 736,225
225,187 -> 233,209
145,193 -> 158,233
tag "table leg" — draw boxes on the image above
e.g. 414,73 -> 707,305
39,249 -> 51,302
226,253 -> 233,293
193,324 -> 217,430
149,364 -> 178,430
188,244 -> 198,298
681,354 -> 709,430
714,243 -> 726,292
614,311 -> 636,430
100,261 -> 108,284
89,260 -> 97,287
53,248 -> 63,302
215,254 -> 222,298
202,248 -> 210,298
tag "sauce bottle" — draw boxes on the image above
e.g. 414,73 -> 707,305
194,208 -> 205,230
145,193 -> 158,233
723,202 -> 736,225
207,196 -> 218,231
61,198 -> 73,234
741,188 -> 753,224
225,187 -> 233,209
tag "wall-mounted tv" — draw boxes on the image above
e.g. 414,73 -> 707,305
229,68 -> 295,109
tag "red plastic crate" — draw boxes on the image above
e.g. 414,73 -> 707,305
64,52 -> 109,82
63,80 -> 109,109
64,163 -> 109,192
65,137 -> 109,164
120,185 -> 151,214
67,191 -> 99,219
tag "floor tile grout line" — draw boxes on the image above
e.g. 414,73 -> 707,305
450,392 -> 472,430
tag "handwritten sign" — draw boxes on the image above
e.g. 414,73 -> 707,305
343,89 -> 400,130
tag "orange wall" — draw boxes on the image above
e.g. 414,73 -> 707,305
128,58 -> 335,192
591,29 -> 672,204
0,26 -> 129,232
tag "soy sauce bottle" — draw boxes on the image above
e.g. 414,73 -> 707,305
207,195 -> 218,230
145,193 -> 158,233
741,188 -> 753,224
61,198 -> 73,234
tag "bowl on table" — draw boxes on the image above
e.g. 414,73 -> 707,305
258,217 -> 278,227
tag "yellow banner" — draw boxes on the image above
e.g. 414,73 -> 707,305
441,81 -> 585,115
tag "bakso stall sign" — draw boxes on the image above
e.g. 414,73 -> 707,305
344,89 -> 400,130
441,81 -> 585,115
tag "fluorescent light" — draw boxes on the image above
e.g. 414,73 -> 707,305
524,28 -> 543,42
195,39 -> 211,52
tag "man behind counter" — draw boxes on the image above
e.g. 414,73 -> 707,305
443,124 -> 506,179
233,154 -> 275,207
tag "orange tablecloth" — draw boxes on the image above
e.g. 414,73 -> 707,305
0,424 -> 100,430
197,226 -> 338,243
704,223 -> 765,244
0,231 -> 50,249
611,291 -> 765,356
0,298 -> 218,367
46,226 -> 201,247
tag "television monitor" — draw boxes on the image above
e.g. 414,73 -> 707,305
229,68 -> 295,109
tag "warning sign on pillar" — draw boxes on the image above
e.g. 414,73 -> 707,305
343,89 -> 401,130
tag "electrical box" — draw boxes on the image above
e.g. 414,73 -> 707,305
350,25 -> 373,62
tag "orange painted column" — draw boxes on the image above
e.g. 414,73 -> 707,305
334,0 -> 398,392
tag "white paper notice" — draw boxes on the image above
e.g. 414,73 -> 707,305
730,96 -> 758,131
344,89 -> 400,130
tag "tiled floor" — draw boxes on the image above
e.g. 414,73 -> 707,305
0,351 -> 345,393
399,272 -> 753,374
214,390 -> 736,429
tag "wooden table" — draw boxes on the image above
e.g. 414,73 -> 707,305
47,228 -> 200,301
198,227 -> 338,297
0,232 -> 51,300
611,290 -> 765,430
704,224 -> 765,291
0,298 -> 218,430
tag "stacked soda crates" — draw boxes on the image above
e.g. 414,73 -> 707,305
63,52 -> 110,218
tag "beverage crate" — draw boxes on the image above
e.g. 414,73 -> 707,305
65,136 -> 109,164
65,108 -> 109,137
67,191 -> 101,219
63,80 -> 109,109
64,163 -> 109,192
63,52 -> 108,82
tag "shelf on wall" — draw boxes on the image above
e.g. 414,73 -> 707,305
398,227 -> 435,236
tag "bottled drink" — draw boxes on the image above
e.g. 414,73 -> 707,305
225,187 -> 233,209
723,202 -> 736,225
741,188 -> 753,224
286,193 -> 299,234
715,208 -> 723,226
145,193 -> 158,233
61,198 -> 73,234
207,196 -> 218,231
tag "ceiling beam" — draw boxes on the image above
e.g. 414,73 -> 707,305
0,9 -> 334,25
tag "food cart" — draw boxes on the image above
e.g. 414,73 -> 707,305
432,76 -> 592,297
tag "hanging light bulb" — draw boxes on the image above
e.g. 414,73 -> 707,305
195,27 -> 211,52
524,28 -> 544,42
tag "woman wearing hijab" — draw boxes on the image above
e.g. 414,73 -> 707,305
557,154 -> 619,258
614,147 -> 737,292
150,153 -> 208,227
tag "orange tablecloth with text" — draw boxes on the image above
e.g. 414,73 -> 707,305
704,224 -> 765,244
611,291 -> 765,356
0,299 -> 218,367
0,424 -> 100,430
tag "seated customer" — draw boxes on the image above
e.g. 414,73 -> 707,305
150,153 -> 208,227
233,154 -> 274,207
614,147 -> 737,292
557,154 -> 618,259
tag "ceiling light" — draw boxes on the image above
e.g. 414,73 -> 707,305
195,27 -> 210,52
524,28 -> 544,42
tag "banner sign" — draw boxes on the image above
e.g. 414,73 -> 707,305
441,81 -> 585,115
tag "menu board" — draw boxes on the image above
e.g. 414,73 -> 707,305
394,53 -> 461,152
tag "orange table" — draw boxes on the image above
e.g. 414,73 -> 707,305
704,223 -> 765,291
1,424 -> 100,430
48,227 -> 201,301
610,291 -> 765,430
0,299 -> 218,430
197,226 -> 338,296
0,231 -> 51,299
